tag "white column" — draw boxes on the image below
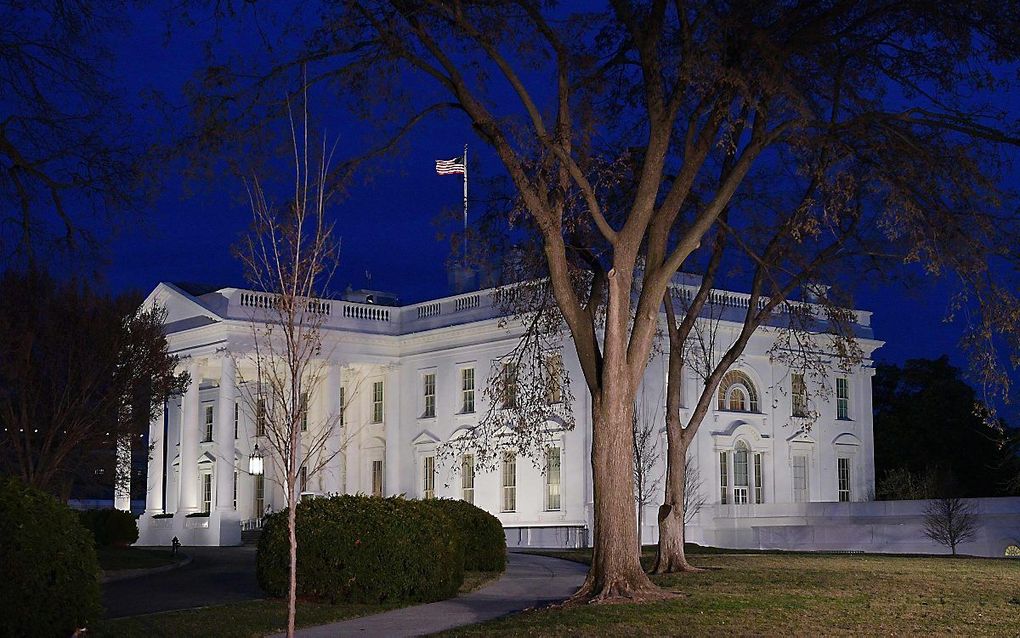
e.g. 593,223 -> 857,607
322,362 -> 343,494
384,365 -> 401,496
145,408 -> 165,513
179,359 -> 201,513
215,354 -> 236,512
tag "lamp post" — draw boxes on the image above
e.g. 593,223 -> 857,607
249,444 -> 264,476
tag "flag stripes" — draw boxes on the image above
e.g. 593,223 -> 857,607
435,157 -> 466,175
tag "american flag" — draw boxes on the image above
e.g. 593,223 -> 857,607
435,156 -> 466,175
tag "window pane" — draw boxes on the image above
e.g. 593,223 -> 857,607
838,457 -> 852,502
372,381 -> 384,423
545,354 -> 563,405
502,452 -> 516,512
339,387 -> 345,426
423,373 -> 436,418
792,373 -> 807,417
461,454 -> 475,504
546,447 -> 561,511
461,368 -> 475,413
754,453 -> 763,504
719,452 -> 728,504
793,455 -> 808,503
423,455 -> 435,499
372,460 -> 384,497
836,377 -> 850,420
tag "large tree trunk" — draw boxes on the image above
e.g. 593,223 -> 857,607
569,383 -> 661,602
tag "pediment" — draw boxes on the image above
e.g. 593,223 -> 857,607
141,282 -> 221,326
412,430 -> 441,447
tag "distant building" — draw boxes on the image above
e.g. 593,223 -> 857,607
136,279 -> 882,548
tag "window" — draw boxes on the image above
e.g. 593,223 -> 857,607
299,466 -> 308,493
545,446 -> 561,511
203,404 -> 214,442
201,472 -> 213,513
545,354 -> 563,404
371,459 -> 384,497
255,474 -> 265,516
837,457 -> 852,502
501,452 -> 517,512
733,442 -> 749,504
501,361 -> 518,409
233,471 -> 238,510
338,387 -> 345,426
719,451 -> 729,504
792,455 -> 808,503
372,381 -> 384,423
234,402 -> 239,439
461,368 -> 475,413
256,396 -> 266,437
422,372 -> 436,418
461,454 -> 475,504
792,373 -> 808,417
754,453 -> 764,504
422,455 -> 436,499
299,392 -> 309,432
836,377 -> 850,420
717,370 -> 759,413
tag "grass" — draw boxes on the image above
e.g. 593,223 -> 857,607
444,548 -> 1020,636
97,546 -> 183,571
93,570 -> 503,637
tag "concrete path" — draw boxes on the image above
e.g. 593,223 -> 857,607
278,551 -> 588,637
102,546 -> 262,618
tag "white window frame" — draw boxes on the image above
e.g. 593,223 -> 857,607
338,386 -> 345,427
461,453 -> 475,504
733,443 -> 749,505
233,470 -> 238,510
791,373 -> 808,417
422,455 -> 436,499
371,381 -> 384,423
299,392 -> 309,432
421,371 -> 437,419
719,451 -> 729,505
837,456 -> 852,502
792,454 -> 809,503
254,474 -> 265,516
371,459 -> 384,497
753,452 -> 764,504
255,395 -> 266,437
836,377 -> 850,420
203,403 -> 215,442
545,353 -> 564,405
460,367 -> 476,414
200,471 -> 213,513
501,451 -> 517,512
545,446 -> 562,511
500,361 -> 518,409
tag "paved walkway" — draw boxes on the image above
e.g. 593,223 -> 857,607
276,551 -> 588,637
103,546 -> 262,618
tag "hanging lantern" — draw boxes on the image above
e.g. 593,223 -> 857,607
249,444 -> 264,476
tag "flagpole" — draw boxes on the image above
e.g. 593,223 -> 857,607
463,143 -> 468,267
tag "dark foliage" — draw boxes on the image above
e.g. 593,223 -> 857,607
77,508 -> 139,547
874,357 -> 1020,499
0,477 -> 101,636
256,495 -> 464,604
423,498 -> 507,572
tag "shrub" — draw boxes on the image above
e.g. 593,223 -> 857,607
78,508 -> 139,547
257,495 -> 464,604
0,478 -> 102,636
423,498 -> 507,572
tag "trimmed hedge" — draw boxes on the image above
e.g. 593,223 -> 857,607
0,478 -> 102,636
256,495 -> 464,604
423,498 -> 507,572
78,508 -> 139,547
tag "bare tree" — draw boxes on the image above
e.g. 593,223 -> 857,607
633,401 -> 663,551
232,91 -> 342,637
189,1 -> 1020,602
924,497 -> 979,556
681,456 -> 706,534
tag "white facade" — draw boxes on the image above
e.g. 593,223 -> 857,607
137,280 -> 884,549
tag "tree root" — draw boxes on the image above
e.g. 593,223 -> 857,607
560,576 -> 683,607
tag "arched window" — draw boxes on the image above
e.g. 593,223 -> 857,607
717,370 -> 759,413
719,440 -> 765,505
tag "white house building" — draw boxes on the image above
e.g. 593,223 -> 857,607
136,277 -> 886,549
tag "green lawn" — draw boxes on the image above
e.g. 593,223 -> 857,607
97,546 -> 183,571
93,570 -> 503,637
445,548 -> 1020,636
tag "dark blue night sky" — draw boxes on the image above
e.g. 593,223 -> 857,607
91,5 -> 1009,414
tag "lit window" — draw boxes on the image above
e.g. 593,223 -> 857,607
300,392 -> 309,432
423,372 -> 436,418
545,446 -> 561,511
201,473 -> 213,513
838,457 -> 852,502
733,443 -> 749,504
717,371 -> 759,413
792,373 -> 808,417
461,368 -> 475,413
254,474 -> 265,516
203,405 -> 214,442
836,377 -> 850,420
371,459 -> 384,497
792,455 -> 808,503
754,453 -> 764,504
545,354 -> 563,405
461,454 -> 475,504
501,451 -> 517,512
372,381 -> 384,423
719,451 -> 729,504
422,455 -> 435,499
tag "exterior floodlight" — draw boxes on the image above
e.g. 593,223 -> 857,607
249,444 -> 264,476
